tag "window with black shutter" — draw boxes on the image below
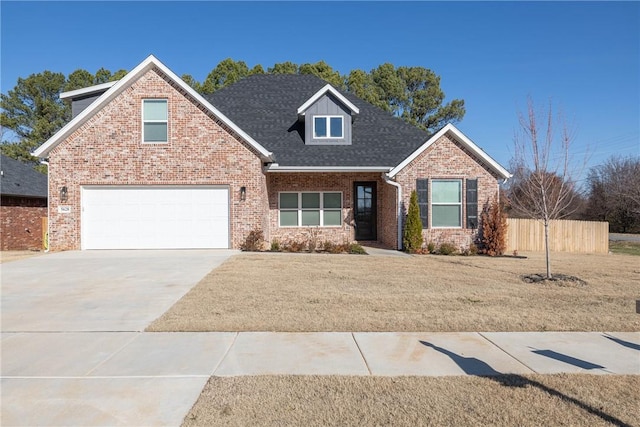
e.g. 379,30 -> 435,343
416,179 -> 428,228
466,179 -> 478,229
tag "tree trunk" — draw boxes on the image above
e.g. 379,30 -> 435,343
544,219 -> 552,279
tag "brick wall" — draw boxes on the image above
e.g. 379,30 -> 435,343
394,133 -> 501,250
47,67 -> 267,250
0,196 -> 47,250
266,172 -> 398,248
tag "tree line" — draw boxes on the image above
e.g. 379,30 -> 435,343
2,59 -> 637,234
505,155 -> 640,234
0,58 -> 465,169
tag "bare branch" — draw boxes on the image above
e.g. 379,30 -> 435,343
507,98 -> 588,278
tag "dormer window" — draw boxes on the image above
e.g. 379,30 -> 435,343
313,116 -> 343,139
298,84 -> 358,146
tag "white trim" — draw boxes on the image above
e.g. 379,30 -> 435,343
34,55 -> 274,161
278,191 -> 343,228
59,82 -> 117,100
382,173 -> 403,250
388,123 -> 511,180
266,164 -> 392,173
313,115 -> 344,139
142,99 -> 168,144
297,84 -> 359,116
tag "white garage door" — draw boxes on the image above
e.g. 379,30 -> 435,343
81,186 -> 229,249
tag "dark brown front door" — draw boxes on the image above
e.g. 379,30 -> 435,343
354,182 -> 377,240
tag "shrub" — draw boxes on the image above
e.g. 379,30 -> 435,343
240,229 -> 264,251
469,243 -> 479,255
283,239 -> 307,252
403,190 -> 424,253
426,241 -> 437,254
438,242 -> 458,255
348,243 -> 368,255
323,241 -> 345,254
461,243 -> 478,256
480,195 -> 508,256
270,239 -> 281,252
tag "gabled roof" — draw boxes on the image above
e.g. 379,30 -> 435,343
388,123 -> 512,179
0,155 -> 47,198
206,74 -> 430,168
33,55 -> 274,161
296,84 -> 359,116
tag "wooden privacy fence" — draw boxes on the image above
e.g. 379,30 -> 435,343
506,218 -> 609,254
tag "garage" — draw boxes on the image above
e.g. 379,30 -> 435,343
81,186 -> 229,249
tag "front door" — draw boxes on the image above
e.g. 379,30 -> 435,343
354,182 -> 377,240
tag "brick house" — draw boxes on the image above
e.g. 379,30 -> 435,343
33,55 -> 510,251
0,155 -> 48,250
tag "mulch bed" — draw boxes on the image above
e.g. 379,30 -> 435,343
521,273 -> 588,287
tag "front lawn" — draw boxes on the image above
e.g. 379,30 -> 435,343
183,374 -> 640,427
147,251 -> 640,332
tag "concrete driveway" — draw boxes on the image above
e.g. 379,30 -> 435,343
1,250 -> 237,426
1,250 -> 236,332
2,250 -> 638,426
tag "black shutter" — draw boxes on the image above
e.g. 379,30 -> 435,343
416,179 -> 428,229
466,179 -> 478,229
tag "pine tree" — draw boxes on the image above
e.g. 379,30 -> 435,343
403,190 -> 424,253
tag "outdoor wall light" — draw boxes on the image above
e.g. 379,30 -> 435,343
60,186 -> 68,202
240,186 -> 247,201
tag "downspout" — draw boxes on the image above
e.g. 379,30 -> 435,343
40,159 -> 50,252
382,173 -> 403,250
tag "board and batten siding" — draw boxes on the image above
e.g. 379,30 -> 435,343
506,218 -> 609,254
304,93 -> 352,145
71,93 -> 107,118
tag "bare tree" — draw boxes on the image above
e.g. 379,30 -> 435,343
508,98 -> 586,279
586,156 -> 640,232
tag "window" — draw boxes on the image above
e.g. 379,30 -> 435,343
279,192 -> 342,227
143,99 -> 168,143
313,116 -> 343,138
431,179 -> 462,228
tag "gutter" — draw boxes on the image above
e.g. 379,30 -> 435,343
265,164 -> 392,173
382,173 -> 403,250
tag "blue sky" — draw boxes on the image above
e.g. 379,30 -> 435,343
2,1 -> 639,173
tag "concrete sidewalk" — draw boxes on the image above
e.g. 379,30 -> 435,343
2,252 -> 638,426
2,330 -> 638,426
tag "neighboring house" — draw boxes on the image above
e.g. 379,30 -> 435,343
33,55 -> 510,251
0,155 -> 48,250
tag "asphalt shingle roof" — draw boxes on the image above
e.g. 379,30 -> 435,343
205,74 -> 430,167
0,155 -> 48,198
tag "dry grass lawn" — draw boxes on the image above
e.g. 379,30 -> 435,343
148,251 -> 640,332
183,374 -> 639,426
0,250 -> 44,263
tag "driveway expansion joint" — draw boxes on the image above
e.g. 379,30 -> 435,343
478,332 -> 539,374
351,332 -> 373,375
83,333 -> 141,376
211,332 -> 239,376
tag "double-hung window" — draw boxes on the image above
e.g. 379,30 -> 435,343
313,116 -> 343,138
143,99 -> 168,143
279,192 -> 342,227
431,179 -> 462,228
